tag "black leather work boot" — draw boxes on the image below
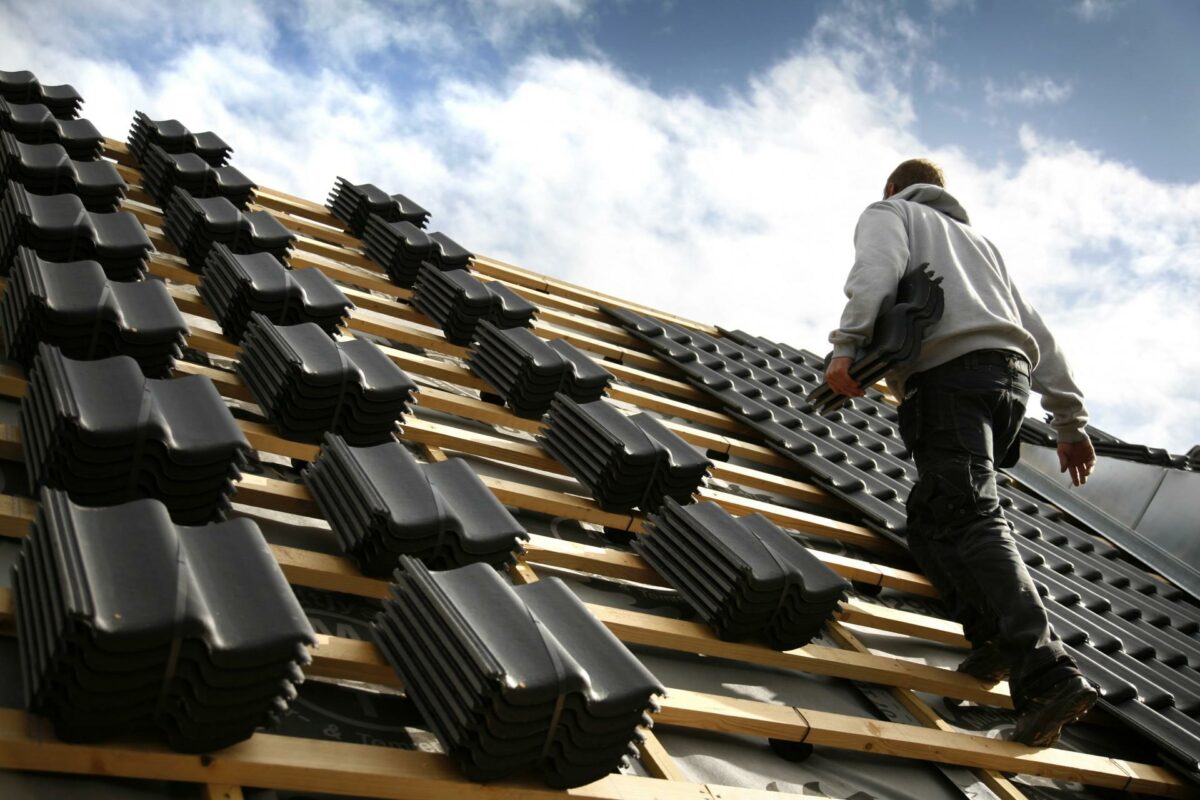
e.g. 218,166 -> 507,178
1010,676 -> 1098,748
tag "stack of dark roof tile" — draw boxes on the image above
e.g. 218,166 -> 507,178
608,309 -> 1200,778
468,321 -> 610,418
162,188 -> 294,271
14,489 -> 315,752
199,244 -> 351,342
0,132 -> 126,211
361,216 -> 431,286
373,556 -> 663,787
0,70 -> 83,118
1,247 -> 187,376
0,181 -> 151,279
807,263 -> 944,414
326,177 -> 429,236
304,434 -> 528,576
637,499 -> 849,649
127,111 -> 231,167
237,314 -> 416,445
412,266 -> 536,344
0,99 -> 102,160
20,345 -> 252,524
141,143 -> 255,208
427,231 -> 472,271
540,395 -> 710,512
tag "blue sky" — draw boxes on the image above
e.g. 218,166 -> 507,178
2,0 -> 1199,453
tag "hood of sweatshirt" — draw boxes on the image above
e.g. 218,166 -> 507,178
892,183 -> 970,225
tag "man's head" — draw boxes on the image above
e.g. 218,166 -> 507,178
884,158 -> 944,199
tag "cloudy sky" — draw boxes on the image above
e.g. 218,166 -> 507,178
3,0 -> 1199,452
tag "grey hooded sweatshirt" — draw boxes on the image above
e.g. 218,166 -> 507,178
829,183 -> 1088,443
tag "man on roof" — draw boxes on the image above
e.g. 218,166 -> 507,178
825,158 -> 1099,747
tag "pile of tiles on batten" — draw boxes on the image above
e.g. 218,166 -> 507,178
1,247 -> 187,376
304,434 -> 528,576
807,263 -> 944,414
199,244 -> 351,342
237,314 -> 416,445
0,181 -> 151,279
361,215 -> 430,286
373,556 -> 663,788
127,111 -> 232,166
140,143 -> 255,209
468,321 -> 610,418
20,345 -> 253,524
326,177 -> 429,237
0,70 -> 84,118
162,187 -> 294,272
0,131 -> 126,211
0,98 -> 102,160
540,396 -> 710,512
14,489 -> 315,752
637,499 -> 850,649
412,265 -> 536,344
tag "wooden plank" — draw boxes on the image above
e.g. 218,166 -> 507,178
825,622 -> 1028,800
471,254 -> 720,335
698,487 -> 901,557
253,185 -> 343,228
248,202 -> 358,248
0,707 -> 721,800
834,601 -> 968,649
589,604 -> 1012,708
202,785 -> 245,800
656,687 -> 808,740
655,689 -> 1193,798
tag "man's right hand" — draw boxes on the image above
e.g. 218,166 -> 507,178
826,356 -> 865,398
1058,437 -> 1096,487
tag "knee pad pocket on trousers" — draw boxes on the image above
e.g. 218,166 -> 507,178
923,454 -> 999,536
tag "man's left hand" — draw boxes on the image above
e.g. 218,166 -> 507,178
826,356 -> 865,397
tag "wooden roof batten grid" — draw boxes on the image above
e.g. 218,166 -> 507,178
0,135 -> 1192,799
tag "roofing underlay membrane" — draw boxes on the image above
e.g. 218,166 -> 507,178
0,79 -> 1198,800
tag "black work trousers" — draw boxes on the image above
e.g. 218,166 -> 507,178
897,349 -> 1081,709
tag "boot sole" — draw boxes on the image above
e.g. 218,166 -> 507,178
1013,686 -> 1098,748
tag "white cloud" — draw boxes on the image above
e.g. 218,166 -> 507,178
466,0 -> 591,45
1072,0 -> 1122,21
985,76 -> 1074,107
1,1 -> 1197,452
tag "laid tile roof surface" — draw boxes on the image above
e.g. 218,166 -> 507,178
610,306 -> 1200,778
